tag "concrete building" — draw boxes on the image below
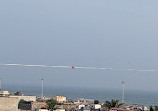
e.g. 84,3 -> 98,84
54,109 -> 65,111
76,104 -> 86,110
18,102 -> 32,111
0,90 -> 10,97
32,101 -> 47,111
37,106 -> 48,111
56,96 -> 66,103
10,95 -> 36,102
0,97 -> 18,111
59,103 -> 76,111
94,104 -> 101,110
18,101 -> 47,111
74,100 -> 82,105
38,109 -> 48,111
109,108 -> 133,111
81,106 -> 90,111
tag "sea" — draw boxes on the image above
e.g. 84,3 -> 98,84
2,84 -> 158,107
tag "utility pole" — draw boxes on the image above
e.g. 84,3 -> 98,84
0,78 -> 1,91
41,78 -> 44,99
121,81 -> 125,103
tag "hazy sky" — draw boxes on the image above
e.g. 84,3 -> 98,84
0,0 -> 158,91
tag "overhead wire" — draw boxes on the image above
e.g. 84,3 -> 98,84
0,63 -> 157,72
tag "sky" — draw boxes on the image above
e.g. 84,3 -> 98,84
0,0 -> 158,91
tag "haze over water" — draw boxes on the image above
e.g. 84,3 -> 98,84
3,84 -> 158,107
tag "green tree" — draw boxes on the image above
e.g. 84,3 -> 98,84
19,99 -> 26,103
104,99 -> 124,110
150,106 -> 154,111
14,91 -> 22,96
46,98 -> 58,111
155,106 -> 158,111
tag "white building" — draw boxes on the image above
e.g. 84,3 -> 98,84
94,104 -> 101,110
0,90 -> 10,97
38,109 -> 48,111
76,105 -> 85,110
54,109 -> 65,111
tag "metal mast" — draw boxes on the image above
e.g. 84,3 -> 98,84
0,78 -> 1,91
41,78 -> 44,99
121,81 -> 125,103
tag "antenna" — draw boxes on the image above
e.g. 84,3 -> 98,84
0,78 -> 1,90
121,81 -> 125,103
41,78 -> 44,99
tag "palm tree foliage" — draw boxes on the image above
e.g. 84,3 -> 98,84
150,106 -> 154,111
104,99 -> 124,109
14,91 -> 22,96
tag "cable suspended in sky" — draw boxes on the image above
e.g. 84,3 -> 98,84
0,63 -> 157,72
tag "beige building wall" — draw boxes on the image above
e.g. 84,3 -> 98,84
9,95 -> 36,102
32,102 -> 47,111
60,104 -> 76,111
0,97 -> 18,111
56,96 -> 66,103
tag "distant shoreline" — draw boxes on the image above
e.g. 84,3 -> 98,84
2,84 -> 158,106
